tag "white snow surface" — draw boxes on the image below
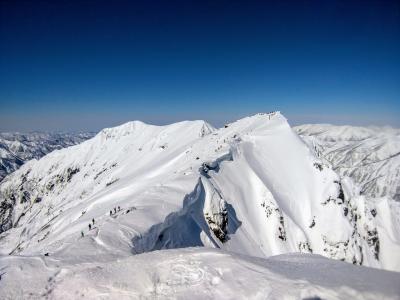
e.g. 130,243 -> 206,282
1,112 -> 400,299
1,247 -> 400,300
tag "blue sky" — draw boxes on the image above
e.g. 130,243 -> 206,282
0,0 -> 399,131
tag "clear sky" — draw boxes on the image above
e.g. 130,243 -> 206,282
1,0 -> 399,131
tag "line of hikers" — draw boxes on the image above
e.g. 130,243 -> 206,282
110,206 -> 121,216
80,206 -> 122,238
81,218 -> 96,238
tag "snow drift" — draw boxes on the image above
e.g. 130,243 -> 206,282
1,248 -> 399,299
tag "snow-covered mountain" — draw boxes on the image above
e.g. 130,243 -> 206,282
1,113 -> 399,299
295,124 -> 400,202
0,132 -> 95,182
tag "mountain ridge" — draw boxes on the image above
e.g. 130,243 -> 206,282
1,111 -> 398,271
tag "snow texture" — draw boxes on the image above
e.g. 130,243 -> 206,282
1,248 -> 400,299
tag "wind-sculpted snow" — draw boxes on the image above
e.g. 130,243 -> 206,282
0,112 -> 400,299
1,248 -> 399,299
295,124 -> 400,201
0,132 -> 95,182
131,176 -> 241,254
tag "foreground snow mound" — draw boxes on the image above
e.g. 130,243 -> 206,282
1,248 -> 399,299
295,124 -> 400,201
1,112 -> 400,273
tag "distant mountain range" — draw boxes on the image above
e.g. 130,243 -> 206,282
295,124 -> 400,201
0,132 -> 95,182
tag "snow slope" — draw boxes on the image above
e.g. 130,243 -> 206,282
0,112 -> 400,298
0,132 -> 95,182
295,124 -> 400,201
1,247 -> 399,300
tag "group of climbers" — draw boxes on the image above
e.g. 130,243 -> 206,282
81,207 -> 122,238
109,206 -> 121,216
81,218 -> 95,238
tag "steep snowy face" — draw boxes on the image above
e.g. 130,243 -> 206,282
294,124 -> 400,201
0,132 -> 95,182
1,113 -> 399,272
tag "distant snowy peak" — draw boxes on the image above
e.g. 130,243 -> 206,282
224,111 -> 288,132
97,120 -> 216,144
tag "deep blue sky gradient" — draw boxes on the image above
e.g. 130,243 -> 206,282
1,0 -> 399,131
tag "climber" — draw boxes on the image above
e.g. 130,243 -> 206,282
110,210 -> 112,216
114,207 -> 117,214
88,223 -> 92,230
92,218 -> 95,225
81,231 -> 84,238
